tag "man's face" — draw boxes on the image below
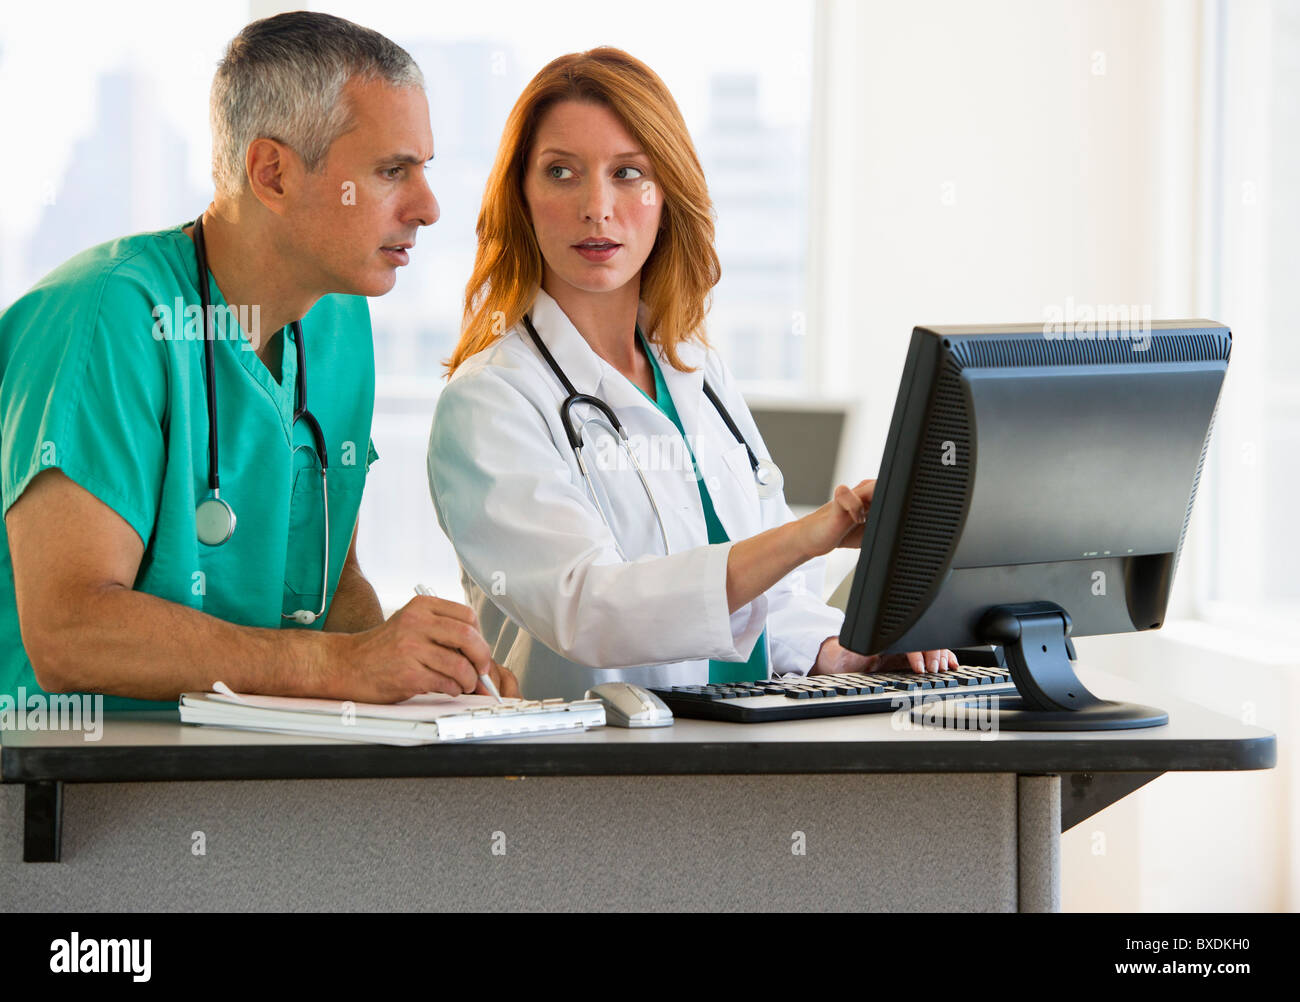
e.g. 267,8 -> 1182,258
288,77 -> 439,298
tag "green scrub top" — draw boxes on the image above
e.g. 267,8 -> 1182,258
0,222 -> 379,710
634,331 -> 769,684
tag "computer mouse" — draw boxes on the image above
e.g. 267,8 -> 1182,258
584,682 -> 674,728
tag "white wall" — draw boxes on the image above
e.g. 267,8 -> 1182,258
814,0 -> 1191,483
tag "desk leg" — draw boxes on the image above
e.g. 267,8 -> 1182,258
23,780 -> 62,863
1018,775 -> 1060,913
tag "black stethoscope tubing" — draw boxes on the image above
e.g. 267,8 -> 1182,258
192,217 -> 329,493
190,215 -> 330,624
521,312 -> 763,473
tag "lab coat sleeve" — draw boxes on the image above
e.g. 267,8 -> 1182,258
706,352 -> 846,677
427,365 -> 767,670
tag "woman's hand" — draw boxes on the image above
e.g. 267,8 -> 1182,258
811,636 -> 961,675
793,480 -> 877,559
725,478 -> 877,614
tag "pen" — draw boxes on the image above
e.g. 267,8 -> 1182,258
414,583 -> 503,703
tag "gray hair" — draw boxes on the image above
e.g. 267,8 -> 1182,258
210,11 -> 424,200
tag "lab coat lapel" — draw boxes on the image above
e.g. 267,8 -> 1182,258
653,337 -> 762,542
526,290 -> 695,556
652,335 -> 705,446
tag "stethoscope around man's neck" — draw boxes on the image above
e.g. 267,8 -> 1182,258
520,311 -> 783,559
190,215 -> 331,625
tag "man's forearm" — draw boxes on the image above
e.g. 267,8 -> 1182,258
322,564 -> 385,633
37,585 -> 347,702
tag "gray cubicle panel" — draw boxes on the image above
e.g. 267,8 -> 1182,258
746,402 -> 847,508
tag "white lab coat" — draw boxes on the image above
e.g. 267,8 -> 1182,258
426,289 -> 845,700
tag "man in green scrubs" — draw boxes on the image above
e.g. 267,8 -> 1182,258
0,12 -> 515,710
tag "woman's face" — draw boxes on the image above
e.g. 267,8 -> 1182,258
523,99 -> 664,300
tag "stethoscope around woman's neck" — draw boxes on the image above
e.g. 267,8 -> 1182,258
520,311 -> 783,559
189,215 -> 331,625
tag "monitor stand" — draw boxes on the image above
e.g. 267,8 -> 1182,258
908,601 -> 1169,731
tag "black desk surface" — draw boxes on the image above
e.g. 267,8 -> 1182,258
1,669 -> 1275,784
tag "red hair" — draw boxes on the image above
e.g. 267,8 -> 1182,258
447,47 -> 721,375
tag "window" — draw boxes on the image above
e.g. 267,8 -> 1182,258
1193,0 -> 1300,636
0,3 -> 247,303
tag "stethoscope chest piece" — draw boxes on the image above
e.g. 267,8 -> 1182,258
753,458 -> 784,500
196,493 -> 236,546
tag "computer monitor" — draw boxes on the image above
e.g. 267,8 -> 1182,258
839,319 -> 1231,731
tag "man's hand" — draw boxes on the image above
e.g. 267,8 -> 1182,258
328,594 -> 499,703
479,661 -> 520,699
811,636 -> 961,675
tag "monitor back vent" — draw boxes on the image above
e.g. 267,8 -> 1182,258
1173,397 -> 1219,578
878,360 -> 971,639
948,331 -> 1231,369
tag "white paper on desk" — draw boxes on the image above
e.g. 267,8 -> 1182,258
204,682 -> 518,721
181,690 -> 466,745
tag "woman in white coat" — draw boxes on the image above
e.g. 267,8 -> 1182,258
428,47 -> 959,700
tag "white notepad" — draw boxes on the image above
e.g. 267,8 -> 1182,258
179,682 -> 605,746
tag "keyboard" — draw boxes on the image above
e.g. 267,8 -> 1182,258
648,667 -> 1018,723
